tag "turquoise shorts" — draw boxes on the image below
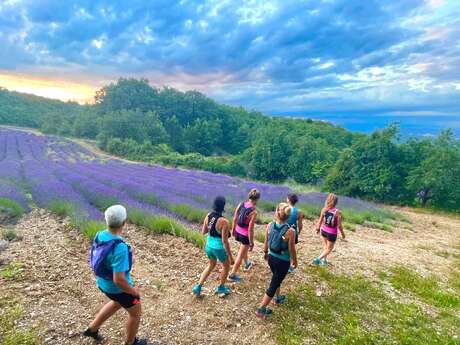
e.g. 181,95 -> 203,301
205,246 -> 228,263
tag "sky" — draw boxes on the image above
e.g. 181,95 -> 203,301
0,0 -> 459,131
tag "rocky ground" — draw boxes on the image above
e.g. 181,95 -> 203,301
0,207 -> 459,344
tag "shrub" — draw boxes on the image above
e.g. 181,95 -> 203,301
0,198 -> 24,218
258,200 -> 276,212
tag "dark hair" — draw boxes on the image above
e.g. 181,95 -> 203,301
213,196 -> 226,213
287,193 -> 299,205
248,188 -> 261,201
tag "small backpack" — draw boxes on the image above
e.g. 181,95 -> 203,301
236,202 -> 254,227
89,232 -> 132,280
324,209 -> 338,228
268,222 -> 290,254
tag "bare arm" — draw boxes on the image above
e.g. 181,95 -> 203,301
297,211 -> 304,234
221,219 -> 234,264
113,272 -> 139,297
337,211 -> 345,239
201,214 -> 209,234
316,210 -> 324,233
263,223 -> 270,260
232,204 -> 240,233
287,229 -> 297,268
248,210 -> 257,248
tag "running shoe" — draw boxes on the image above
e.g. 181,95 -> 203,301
243,261 -> 254,271
192,284 -> 202,296
228,274 -> 242,283
130,338 -> 148,345
82,328 -> 103,342
321,259 -> 329,266
312,257 -> 321,265
288,266 -> 295,273
255,307 -> 273,318
274,295 -> 287,306
215,285 -> 231,297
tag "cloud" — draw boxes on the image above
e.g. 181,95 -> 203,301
0,0 -> 459,119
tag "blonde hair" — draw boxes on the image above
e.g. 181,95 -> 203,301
276,202 -> 291,222
323,193 -> 338,212
248,188 -> 261,201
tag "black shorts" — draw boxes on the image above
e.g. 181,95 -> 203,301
321,230 -> 337,242
235,232 -> 250,245
101,289 -> 141,309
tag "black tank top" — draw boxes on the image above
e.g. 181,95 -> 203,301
207,211 -> 223,238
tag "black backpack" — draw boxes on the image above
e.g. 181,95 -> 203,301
324,209 -> 338,227
236,202 -> 254,227
268,222 -> 290,254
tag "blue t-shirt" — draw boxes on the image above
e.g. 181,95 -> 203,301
95,230 -> 134,294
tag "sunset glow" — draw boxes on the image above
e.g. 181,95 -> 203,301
0,72 -> 96,103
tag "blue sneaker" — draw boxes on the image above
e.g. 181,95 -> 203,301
215,285 -> 231,297
228,274 -> 242,283
288,266 -> 295,273
244,261 -> 254,271
192,284 -> 202,296
274,295 -> 287,305
321,259 -> 329,266
255,307 -> 273,318
312,258 -> 321,265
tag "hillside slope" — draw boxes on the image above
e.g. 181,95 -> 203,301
1,207 -> 459,344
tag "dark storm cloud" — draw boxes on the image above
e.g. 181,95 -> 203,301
0,0 -> 459,116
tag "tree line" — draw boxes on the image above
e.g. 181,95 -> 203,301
0,79 -> 458,212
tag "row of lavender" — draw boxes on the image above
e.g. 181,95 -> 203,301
0,128 -> 374,224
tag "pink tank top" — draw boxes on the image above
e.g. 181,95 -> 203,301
235,201 -> 253,236
321,208 -> 339,235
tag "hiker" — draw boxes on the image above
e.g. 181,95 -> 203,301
286,193 -> 304,272
193,196 -> 234,297
84,205 -> 146,345
228,188 -> 260,282
256,203 -> 297,318
312,193 -> 345,265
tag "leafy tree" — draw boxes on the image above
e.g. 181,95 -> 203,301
406,131 -> 460,208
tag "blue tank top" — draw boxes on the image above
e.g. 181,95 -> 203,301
287,207 -> 298,228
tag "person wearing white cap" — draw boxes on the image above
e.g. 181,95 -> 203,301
83,205 -> 147,345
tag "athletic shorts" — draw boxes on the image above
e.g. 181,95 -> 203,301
101,289 -> 141,309
235,232 -> 250,245
205,246 -> 228,263
321,229 -> 337,243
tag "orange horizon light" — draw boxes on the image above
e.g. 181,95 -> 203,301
0,72 -> 97,104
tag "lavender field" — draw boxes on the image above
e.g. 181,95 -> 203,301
0,127 -> 382,238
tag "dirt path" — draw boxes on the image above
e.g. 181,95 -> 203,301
1,208 -> 459,344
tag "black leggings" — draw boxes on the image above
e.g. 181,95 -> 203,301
266,254 -> 290,298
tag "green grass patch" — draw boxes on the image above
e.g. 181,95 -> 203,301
1,229 -> 17,241
388,266 -> 460,308
0,198 -> 24,218
0,303 -> 40,345
274,267 -> 458,344
71,217 -> 105,240
168,204 -> 207,223
47,200 -> 76,217
342,222 -> 356,231
127,208 -> 205,248
434,250 -> 450,258
256,214 -> 274,225
255,230 -> 266,243
0,263 -> 23,281
259,200 -> 277,212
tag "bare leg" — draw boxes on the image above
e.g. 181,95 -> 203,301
125,303 -> 142,345
231,245 -> 249,275
199,260 -> 217,285
259,293 -> 273,308
88,300 -> 122,331
319,241 -> 335,260
220,260 -> 230,285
